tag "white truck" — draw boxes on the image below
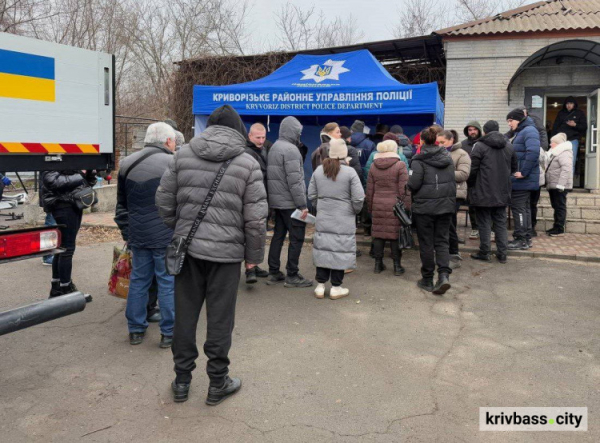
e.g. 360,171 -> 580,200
0,34 -> 115,333
0,33 -> 114,172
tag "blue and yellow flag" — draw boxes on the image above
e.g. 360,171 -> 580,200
0,49 -> 55,102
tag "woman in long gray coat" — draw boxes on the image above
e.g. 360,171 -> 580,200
308,138 -> 364,300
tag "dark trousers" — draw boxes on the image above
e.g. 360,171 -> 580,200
51,204 -> 83,284
475,207 -> 508,257
468,205 -> 478,230
530,188 -> 541,229
268,209 -> 306,276
413,213 -> 452,279
549,189 -> 568,229
172,256 -> 240,387
372,238 -> 401,261
449,199 -> 464,255
315,267 -> 344,287
361,200 -> 372,233
511,190 -> 532,241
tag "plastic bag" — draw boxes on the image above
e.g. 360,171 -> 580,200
108,244 -> 132,299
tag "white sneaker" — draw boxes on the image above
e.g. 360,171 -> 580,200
329,286 -> 349,300
314,283 -> 325,299
469,229 -> 479,239
491,231 -> 496,242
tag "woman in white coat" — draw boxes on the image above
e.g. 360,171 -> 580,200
545,133 -> 573,236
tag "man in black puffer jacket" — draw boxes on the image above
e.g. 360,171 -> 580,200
468,121 -> 518,263
157,105 -> 267,405
408,127 -> 456,295
115,122 -> 176,349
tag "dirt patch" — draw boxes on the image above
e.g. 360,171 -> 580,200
77,226 -> 123,246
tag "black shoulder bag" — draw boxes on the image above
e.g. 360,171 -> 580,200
165,159 -> 233,276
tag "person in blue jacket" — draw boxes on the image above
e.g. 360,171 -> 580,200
505,109 -> 540,250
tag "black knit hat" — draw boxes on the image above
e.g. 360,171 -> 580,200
350,120 -> 365,133
506,109 -> 526,122
390,125 -> 404,134
483,120 -> 499,134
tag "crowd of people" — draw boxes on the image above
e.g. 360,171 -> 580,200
37,96 -> 585,405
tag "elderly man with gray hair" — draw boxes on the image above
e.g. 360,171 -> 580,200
115,122 -> 177,348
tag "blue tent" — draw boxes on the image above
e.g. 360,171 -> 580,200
192,49 -> 444,178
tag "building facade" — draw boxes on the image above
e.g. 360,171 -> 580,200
438,0 -> 600,190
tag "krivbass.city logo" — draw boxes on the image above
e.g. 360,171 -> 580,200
300,60 -> 349,83
480,407 -> 587,431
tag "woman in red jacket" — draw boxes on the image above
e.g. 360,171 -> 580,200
366,140 -> 410,275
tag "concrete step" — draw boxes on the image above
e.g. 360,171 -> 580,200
538,194 -> 600,207
537,204 -> 600,221
533,218 -> 600,234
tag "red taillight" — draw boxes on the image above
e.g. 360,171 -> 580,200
0,229 -> 61,259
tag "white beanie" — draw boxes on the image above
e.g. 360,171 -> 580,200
551,133 -> 567,145
328,138 -> 348,160
377,140 -> 397,153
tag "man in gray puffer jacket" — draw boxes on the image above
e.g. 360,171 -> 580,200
156,105 -> 267,405
266,116 -> 313,288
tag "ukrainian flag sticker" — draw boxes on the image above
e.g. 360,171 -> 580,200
0,48 -> 55,102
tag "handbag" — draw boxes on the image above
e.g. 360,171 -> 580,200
398,225 -> 415,249
393,197 -> 412,227
71,186 -> 97,210
165,159 -> 232,276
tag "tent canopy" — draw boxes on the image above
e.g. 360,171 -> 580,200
193,49 -> 444,122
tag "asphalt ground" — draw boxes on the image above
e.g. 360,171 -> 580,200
0,241 -> 598,442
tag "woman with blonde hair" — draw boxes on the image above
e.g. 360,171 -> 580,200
308,138 -> 364,300
311,122 -> 341,171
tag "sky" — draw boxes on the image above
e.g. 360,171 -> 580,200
243,0 -> 411,53
242,0 -> 537,54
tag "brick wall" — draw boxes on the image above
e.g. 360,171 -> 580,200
444,36 -> 600,137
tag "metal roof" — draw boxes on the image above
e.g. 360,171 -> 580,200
435,0 -> 600,37
507,39 -> 600,97
176,35 -> 445,68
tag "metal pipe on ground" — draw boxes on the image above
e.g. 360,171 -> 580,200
0,292 -> 92,336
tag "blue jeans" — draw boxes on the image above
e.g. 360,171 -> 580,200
571,139 -> 579,174
126,247 -> 175,336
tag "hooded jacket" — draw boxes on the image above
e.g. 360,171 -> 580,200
510,117 -> 541,192
552,97 -> 588,141
350,132 -> 376,168
115,144 -> 174,248
449,143 -> 471,200
267,117 -> 307,210
366,153 -> 410,240
156,105 -> 267,264
467,132 -> 517,207
546,141 -> 573,190
408,145 -> 456,215
460,121 -> 482,156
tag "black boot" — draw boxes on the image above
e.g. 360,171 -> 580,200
49,281 -> 62,298
393,260 -> 405,276
417,278 -> 434,292
432,273 -> 451,295
206,376 -> 242,406
172,379 -> 191,403
374,259 -> 386,274
60,281 -> 78,295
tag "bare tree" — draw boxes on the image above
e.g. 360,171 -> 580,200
455,0 -> 528,22
393,0 -> 449,38
274,2 -> 364,51
0,0 -> 54,34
